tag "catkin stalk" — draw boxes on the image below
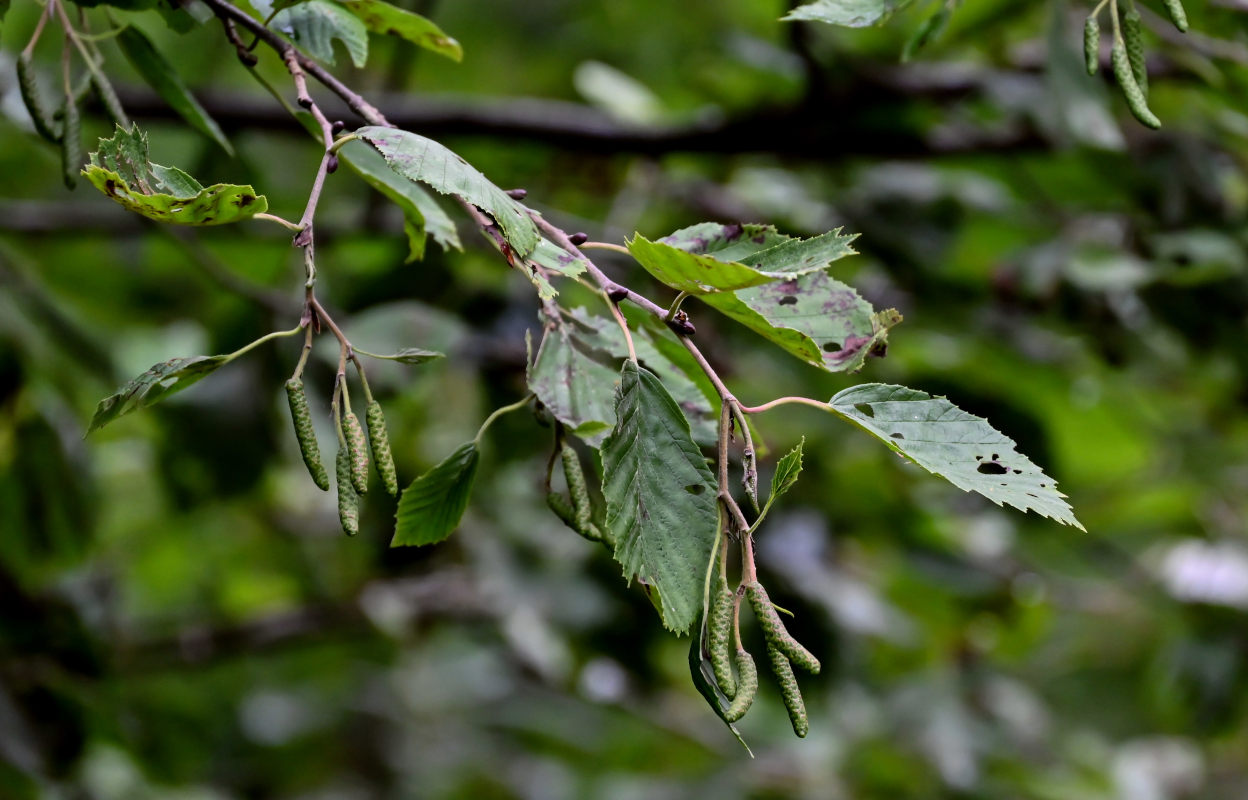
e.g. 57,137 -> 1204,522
768,645 -> 809,738
723,649 -> 757,723
1084,16 -> 1101,76
342,410 -> 369,495
285,379 -> 329,490
709,582 -> 737,699
746,581 -> 821,674
1112,40 -> 1161,129
336,447 -> 359,536
365,400 -> 397,496
1122,9 -> 1148,98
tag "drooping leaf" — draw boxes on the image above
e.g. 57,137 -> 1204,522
829,383 -> 1084,530
627,223 -> 858,295
334,0 -> 461,61
783,0 -> 910,27
600,361 -> 718,634
527,309 -> 621,446
701,271 -> 900,373
88,355 -> 229,433
272,0 -> 368,67
392,441 -> 479,546
357,127 -> 539,257
770,437 -> 804,501
115,26 -> 232,154
337,138 -> 461,258
362,347 -> 444,365
83,125 -> 267,225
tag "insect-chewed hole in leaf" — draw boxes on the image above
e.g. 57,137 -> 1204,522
977,461 -> 1008,475
854,403 -> 874,418
890,432 -> 904,439
1013,469 -> 1021,474
778,296 -> 798,306
684,484 -> 706,495
823,342 -> 842,353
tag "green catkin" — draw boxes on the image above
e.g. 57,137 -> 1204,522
1084,16 -> 1100,76
723,649 -> 757,723
91,72 -> 128,127
336,447 -> 359,536
768,645 -> 809,738
1112,39 -> 1161,129
59,95 -> 80,190
560,443 -> 593,533
18,52 -> 60,144
1122,9 -> 1148,98
342,410 -> 369,495
365,401 -> 398,496
745,581 -> 821,674
285,379 -> 329,490
709,582 -> 737,699
1162,0 -> 1188,32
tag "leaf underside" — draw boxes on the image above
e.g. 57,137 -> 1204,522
272,0 -> 369,67
89,355 -> 228,433
829,383 -> 1084,530
335,0 -> 461,61
600,362 -> 718,635
783,0 -> 907,27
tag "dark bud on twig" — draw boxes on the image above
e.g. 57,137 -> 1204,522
569,232 -> 589,246
331,120 -> 345,134
606,285 -> 629,303
505,188 -> 528,199
326,154 -> 339,174
297,96 -> 313,109
667,310 -> 696,336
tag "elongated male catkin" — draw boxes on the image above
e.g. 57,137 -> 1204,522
18,53 -> 60,144
336,448 -> 359,536
1162,0 -> 1188,32
1122,9 -> 1148,98
723,649 -> 757,723
91,73 -> 128,127
1112,40 -> 1161,129
768,645 -> 809,738
285,379 -> 329,490
342,410 -> 370,495
745,581 -> 821,674
60,96 -> 81,190
709,583 -> 737,699
560,443 -> 593,533
1084,16 -> 1100,75
365,401 -> 398,496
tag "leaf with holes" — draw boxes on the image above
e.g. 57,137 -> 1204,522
84,125 -> 267,225
829,383 -> 1083,529
783,0 -> 911,27
392,441 -> 479,546
702,271 -> 900,373
600,361 -> 718,634
357,127 -> 539,257
116,26 -> 232,154
628,223 -> 857,295
335,0 -> 461,61
272,0 -> 368,67
527,308 -> 621,446
88,355 -> 229,433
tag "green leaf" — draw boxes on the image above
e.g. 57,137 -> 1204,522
356,126 -> 539,257
527,308 -> 621,446
770,437 -> 804,500
359,347 -> 444,365
783,0 -> 910,27
600,362 -> 718,634
115,26 -> 232,154
337,138 -> 461,258
627,223 -> 858,295
84,125 -> 267,225
701,272 -> 900,373
392,441 -> 480,546
272,0 -> 369,67
88,355 -> 229,433
334,0 -> 461,61
829,383 -> 1084,530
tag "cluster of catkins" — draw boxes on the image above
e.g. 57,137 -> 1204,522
1084,0 -> 1188,129
285,376 -> 397,535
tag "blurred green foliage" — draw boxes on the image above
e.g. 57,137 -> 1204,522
2,0 -> 1248,797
